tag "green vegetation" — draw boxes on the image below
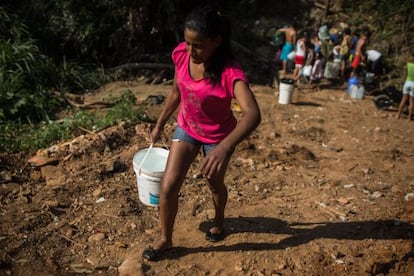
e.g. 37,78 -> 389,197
0,90 -> 150,153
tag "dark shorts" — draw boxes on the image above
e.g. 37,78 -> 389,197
172,125 -> 217,155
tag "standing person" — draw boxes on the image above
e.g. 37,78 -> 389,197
142,6 -> 261,261
318,22 -> 330,67
292,34 -> 306,81
397,55 -> 414,121
339,27 -> 352,79
309,52 -> 323,86
365,49 -> 383,75
350,31 -> 369,77
310,33 -> 321,56
349,30 -> 360,62
277,24 -> 297,75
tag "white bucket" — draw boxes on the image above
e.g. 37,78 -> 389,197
278,78 -> 295,104
132,147 -> 169,206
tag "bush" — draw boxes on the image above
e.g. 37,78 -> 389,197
0,90 -> 151,153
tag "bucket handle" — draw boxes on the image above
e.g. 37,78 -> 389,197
138,143 -> 153,174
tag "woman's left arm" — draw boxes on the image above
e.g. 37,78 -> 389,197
200,80 -> 261,178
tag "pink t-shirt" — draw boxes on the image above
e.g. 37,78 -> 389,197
172,42 -> 248,144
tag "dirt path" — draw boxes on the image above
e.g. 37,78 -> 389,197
1,81 -> 413,275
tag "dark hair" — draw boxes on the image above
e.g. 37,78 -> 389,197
343,27 -> 351,35
184,6 -> 233,84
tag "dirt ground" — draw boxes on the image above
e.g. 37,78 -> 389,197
1,79 -> 414,276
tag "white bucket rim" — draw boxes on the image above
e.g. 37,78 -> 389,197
133,147 -> 169,176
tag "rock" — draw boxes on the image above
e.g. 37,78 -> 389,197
40,165 -> 65,186
118,255 -> 144,276
337,197 -> 351,204
234,263 -> 244,272
370,191 -> 383,199
88,232 -> 105,242
86,255 -> 100,267
44,200 -> 59,208
92,187 -> 102,198
205,209 -> 215,220
404,193 -> 414,202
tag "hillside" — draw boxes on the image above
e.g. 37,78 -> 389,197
1,81 -> 413,275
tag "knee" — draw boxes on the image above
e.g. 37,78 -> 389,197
208,182 -> 227,194
160,179 -> 182,200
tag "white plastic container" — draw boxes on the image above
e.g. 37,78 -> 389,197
324,61 -> 340,79
365,72 -> 375,84
287,51 -> 296,61
349,84 -> 365,99
278,78 -> 295,104
132,147 -> 169,206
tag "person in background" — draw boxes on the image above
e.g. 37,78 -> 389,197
318,22 -> 330,67
350,31 -> 369,77
293,33 -> 306,82
310,33 -> 321,56
141,6 -> 261,261
277,24 -> 297,75
309,52 -> 323,86
339,27 -> 352,79
296,39 -> 314,83
397,54 -> 414,121
349,29 -> 360,62
365,49 -> 383,76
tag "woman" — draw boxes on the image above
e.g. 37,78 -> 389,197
142,6 -> 261,261
397,55 -> 414,121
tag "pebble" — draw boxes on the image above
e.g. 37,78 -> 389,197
118,256 -> 144,276
337,197 -> 350,204
44,200 -> 59,207
95,197 -> 106,203
404,192 -> 414,202
344,184 -> 355,189
88,232 -> 105,242
234,263 -> 244,272
370,191 -> 383,199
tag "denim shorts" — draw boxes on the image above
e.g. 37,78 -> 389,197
172,125 -> 217,155
403,80 -> 414,97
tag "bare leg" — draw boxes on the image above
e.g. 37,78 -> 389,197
408,96 -> 414,121
206,153 -> 232,235
152,140 -> 199,251
397,94 -> 408,119
293,66 -> 299,79
282,61 -> 287,75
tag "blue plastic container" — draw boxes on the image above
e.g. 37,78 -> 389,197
347,76 -> 359,93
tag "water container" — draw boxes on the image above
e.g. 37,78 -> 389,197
318,25 -> 329,40
365,72 -> 375,84
349,84 -> 364,99
132,147 -> 169,206
347,76 -> 359,93
303,65 -> 312,77
278,78 -> 295,104
324,61 -> 340,79
287,51 -> 296,61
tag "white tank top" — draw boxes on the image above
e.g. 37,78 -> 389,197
296,39 -> 306,57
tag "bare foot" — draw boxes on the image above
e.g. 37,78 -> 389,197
208,225 -> 223,235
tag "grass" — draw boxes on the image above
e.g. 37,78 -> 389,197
0,90 -> 152,153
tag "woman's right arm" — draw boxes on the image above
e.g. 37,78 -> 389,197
150,72 -> 181,143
